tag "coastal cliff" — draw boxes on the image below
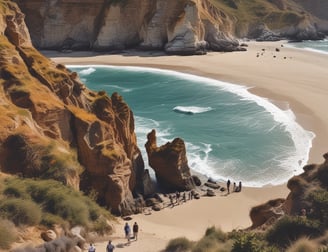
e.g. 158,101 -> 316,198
0,0 -> 144,215
13,0 -> 328,55
250,153 -> 328,230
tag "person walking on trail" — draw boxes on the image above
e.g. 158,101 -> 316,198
88,243 -> 96,252
133,222 -> 139,240
124,222 -> 131,242
227,179 -> 231,194
106,240 -> 115,252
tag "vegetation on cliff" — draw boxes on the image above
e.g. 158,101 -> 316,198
0,176 -> 114,250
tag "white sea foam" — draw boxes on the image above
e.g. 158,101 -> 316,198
78,67 -> 96,75
173,106 -> 213,115
68,64 -> 315,187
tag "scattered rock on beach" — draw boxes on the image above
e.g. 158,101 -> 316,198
206,189 -> 216,197
204,181 -> 220,189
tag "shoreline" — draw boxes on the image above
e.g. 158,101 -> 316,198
46,41 -> 328,251
46,41 -> 328,164
69,63 -> 313,187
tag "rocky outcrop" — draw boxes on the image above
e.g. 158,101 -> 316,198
145,129 -> 195,191
250,198 -> 285,229
14,0 -> 241,55
283,153 -> 328,215
0,1 -> 144,215
14,0 -> 328,54
250,153 -> 328,229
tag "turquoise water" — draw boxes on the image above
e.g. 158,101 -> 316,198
288,39 -> 328,54
70,66 -> 314,187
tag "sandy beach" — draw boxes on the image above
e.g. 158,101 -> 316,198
47,41 -> 328,251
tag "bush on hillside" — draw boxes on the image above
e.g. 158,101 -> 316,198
92,216 -> 113,236
266,216 -> 321,248
286,237 -> 319,252
1,178 -> 113,231
191,226 -> 230,252
165,237 -> 193,252
0,198 -> 41,226
204,226 -> 228,242
0,218 -> 17,249
307,190 -> 328,228
231,232 -> 267,252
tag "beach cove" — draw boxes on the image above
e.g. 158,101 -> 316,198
46,41 -> 328,251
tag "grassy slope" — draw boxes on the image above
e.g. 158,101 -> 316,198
208,0 -> 305,36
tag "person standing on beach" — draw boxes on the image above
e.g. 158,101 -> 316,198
227,179 -> 231,194
133,222 -> 139,240
106,240 -> 115,252
88,243 -> 96,252
124,222 -> 131,243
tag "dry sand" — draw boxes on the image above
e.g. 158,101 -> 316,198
47,41 -> 328,251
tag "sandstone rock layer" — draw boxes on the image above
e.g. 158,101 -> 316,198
0,1 -> 144,215
145,129 -> 195,191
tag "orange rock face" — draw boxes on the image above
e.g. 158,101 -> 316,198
145,129 -> 195,191
0,1 -> 144,214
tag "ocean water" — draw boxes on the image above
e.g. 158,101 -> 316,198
69,65 -> 314,187
288,39 -> 328,54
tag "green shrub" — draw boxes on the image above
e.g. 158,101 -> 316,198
266,216 -> 321,248
192,236 -> 218,252
0,198 -> 41,226
204,226 -> 228,242
92,216 -> 113,235
40,213 -> 66,228
0,177 -> 114,233
191,227 -> 229,252
286,237 -> 319,252
3,185 -> 29,199
0,218 -> 17,249
165,237 -> 193,252
307,190 -> 328,227
231,232 -> 264,252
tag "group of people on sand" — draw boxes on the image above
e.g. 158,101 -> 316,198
226,179 -> 242,194
88,222 -> 139,252
88,240 -> 115,252
168,190 -> 195,207
124,221 -> 139,242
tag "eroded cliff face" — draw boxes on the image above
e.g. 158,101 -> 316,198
14,0 -> 328,53
0,1 -> 144,215
14,0 -> 241,54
